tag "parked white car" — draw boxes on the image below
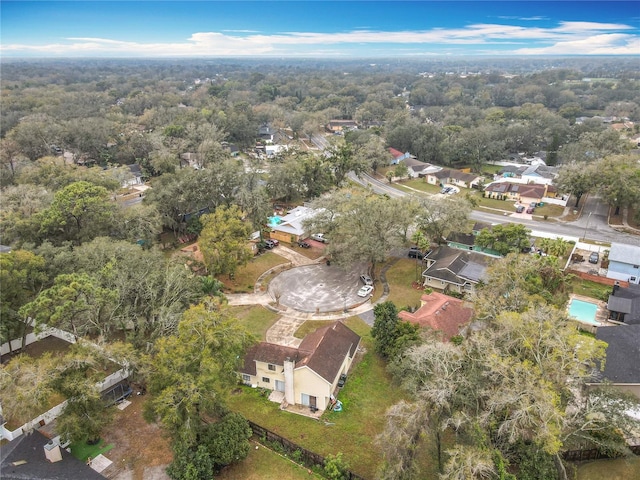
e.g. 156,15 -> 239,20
357,285 -> 374,297
311,233 -> 328,243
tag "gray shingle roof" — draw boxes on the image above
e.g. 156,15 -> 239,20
595,324 -> 640,384
0,430 -> 105,480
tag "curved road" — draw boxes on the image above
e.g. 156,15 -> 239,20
349,172 -> 640,246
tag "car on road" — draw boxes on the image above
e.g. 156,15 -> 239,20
297,241 -> 311,248
357,285 -> 374,297
589,252 -> 599,264
337,373 -> 347,387
311,233 -> 328,243
360,274 -> 373,286
264,239 -> 279,249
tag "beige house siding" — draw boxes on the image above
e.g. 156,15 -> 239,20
252,360 -> 286,389
270,230 -> 300,243
294,366 -> 331,410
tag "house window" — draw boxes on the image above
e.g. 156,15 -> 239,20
262,377 -> 270,383
441,281 -> 445,286
242,374 -> 250,383
268,364 -> 276,371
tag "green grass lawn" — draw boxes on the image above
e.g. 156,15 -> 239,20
570,279 -> 612,302
576,457 -> 640,480
293,320 -> 337,339
229,305 -> 280,340
218,441 -> 323,480
226,317 -> 423,479
395,178 -> 441,194
219,252 -> 289,293
385,258 -> 429,310
70,438 -> 114,463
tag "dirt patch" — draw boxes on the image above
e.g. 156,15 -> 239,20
100,394 -> 172,480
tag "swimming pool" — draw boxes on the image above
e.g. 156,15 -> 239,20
568,298 -> 599,325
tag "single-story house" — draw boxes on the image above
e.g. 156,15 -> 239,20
472,222 -> 492,235
402,157 -> 441,178
497,164 -> 558,185
268,205 -> 318,243
0,430 -> 106,480
120,164 -> 143,188
399,292 -> 474,341
325,119 -> 358,133
239,321 -> 361,411
588,324 -> 640,400
446,232 -> 476,251
606,243 -> 640,285
426,168 -> 483,189
258,124 -> 276,142
608,283 -> 640,324
483,182 -> 555,205
265,144 -> 288,158
388,148 -> 411,165
422,245 -> 496,294
180,152 -> 202,169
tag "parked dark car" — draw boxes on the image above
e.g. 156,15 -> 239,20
589,252 -> 599,264
526,206 -> 535,214
337,373 -> 347,387
408,246 -> 423,259
297,241 -> 311,248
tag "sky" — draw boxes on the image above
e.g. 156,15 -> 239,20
1,1 -> 639,58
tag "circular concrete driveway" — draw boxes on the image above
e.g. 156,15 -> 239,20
268,263 -> 370,313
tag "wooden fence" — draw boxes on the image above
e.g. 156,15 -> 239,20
248,420 -> 367,480
563,444 -> 640,462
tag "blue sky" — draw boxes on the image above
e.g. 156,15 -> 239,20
1,1 -> 639,57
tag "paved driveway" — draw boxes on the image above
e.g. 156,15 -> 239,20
268,263 -> 370,313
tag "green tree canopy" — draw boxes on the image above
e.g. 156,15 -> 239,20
199,205 -> 253,278
144,301 -> 255,444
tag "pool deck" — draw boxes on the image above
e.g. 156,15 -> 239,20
568,294 -> 611,326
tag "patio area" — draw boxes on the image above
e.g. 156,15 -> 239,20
268,390 -> 324,419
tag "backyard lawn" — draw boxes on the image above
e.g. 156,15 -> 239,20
218,252 -> 289,293
385,258 -> 429,310
226,317 -> 431,479
218,441 -> 323,480
570,278 -> 612,301
229,305 -> 280,341
576,456 -> 640,480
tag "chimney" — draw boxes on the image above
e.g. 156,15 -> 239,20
44,440 -> 62,463
283,358 -> 295,405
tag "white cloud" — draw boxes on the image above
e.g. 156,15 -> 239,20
1,21 -> 638,56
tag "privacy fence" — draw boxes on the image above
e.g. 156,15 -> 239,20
248,420 -> 367,480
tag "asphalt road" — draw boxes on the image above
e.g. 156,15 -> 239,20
350,172 -> 640,247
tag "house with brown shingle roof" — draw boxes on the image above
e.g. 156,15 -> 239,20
399,292 -> 474,341
239,321 -> 360,412
483,181 -> 554,204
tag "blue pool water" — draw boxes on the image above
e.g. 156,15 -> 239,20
568,299 -> 598,325
268,216 -> 282,226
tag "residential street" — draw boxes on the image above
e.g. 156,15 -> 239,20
349,172 -> 640,246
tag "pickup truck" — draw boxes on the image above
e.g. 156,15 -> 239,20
310,233 -> 328,243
